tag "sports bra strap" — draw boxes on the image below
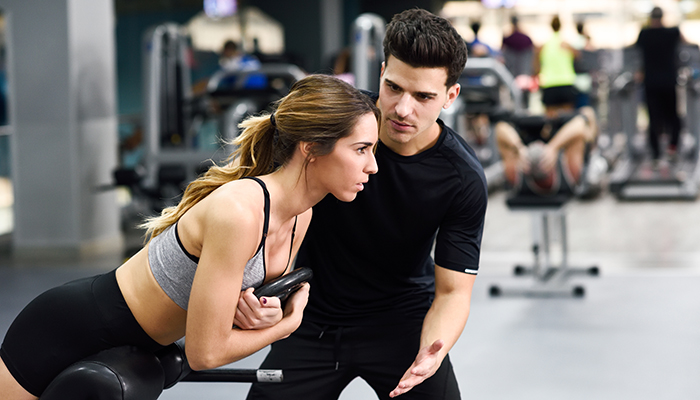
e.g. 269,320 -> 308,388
285,216 -> 298,272
241,176 -> 270,253
241,176 -> 298,277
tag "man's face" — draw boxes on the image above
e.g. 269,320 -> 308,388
377,56 -> 460,155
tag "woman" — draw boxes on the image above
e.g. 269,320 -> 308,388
0,74 -> 380,399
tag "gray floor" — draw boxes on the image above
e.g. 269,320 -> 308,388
2,189 -> 700,399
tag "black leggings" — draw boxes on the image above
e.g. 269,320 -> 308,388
0,269 -> 164,397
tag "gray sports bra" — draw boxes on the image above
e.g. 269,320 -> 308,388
148,177 -> 296,310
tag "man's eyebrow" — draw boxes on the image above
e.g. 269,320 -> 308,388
385,78 -> 437,98
416,90 -> 438,98
384,78 -> 401,89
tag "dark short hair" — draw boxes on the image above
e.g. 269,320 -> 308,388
383,8 -> 467,87
551,16 -> 561,32
471,22 -> 481,35
651,6 -> 663,19
222,40 -> 237,52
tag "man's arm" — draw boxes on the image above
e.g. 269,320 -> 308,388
539,111 -> 596,172
389,266 -> 476,397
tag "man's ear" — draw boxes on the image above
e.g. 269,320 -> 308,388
380,61 -> 386,77
443,83 -> 461,110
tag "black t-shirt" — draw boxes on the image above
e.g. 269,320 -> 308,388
636,26 -> 681,89
296,106 -> 488,326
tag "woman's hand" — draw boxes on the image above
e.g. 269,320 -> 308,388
278,282 -> 310,338
233,288 -> 283,329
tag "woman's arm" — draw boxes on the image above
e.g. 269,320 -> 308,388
183,195 -> 309,370
233,208 -> 313,330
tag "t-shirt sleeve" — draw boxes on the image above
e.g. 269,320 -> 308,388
434,170 -> 488,275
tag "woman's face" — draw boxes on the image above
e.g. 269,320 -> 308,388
309,113 -> 379,202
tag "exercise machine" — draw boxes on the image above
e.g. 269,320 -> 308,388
488,114 -> 601,298
114,23 -> 305,213
350,13 -> 385,92
489,193 -> 599,298
40,268 -> 312,400
444,57 -> 524,190
608,43 -> 700,200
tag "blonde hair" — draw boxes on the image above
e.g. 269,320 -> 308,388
141,74 -> 380,240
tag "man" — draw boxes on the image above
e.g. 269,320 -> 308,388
635,6 -> 684,162
246,8 -> 487,400
494,107 -> 598,196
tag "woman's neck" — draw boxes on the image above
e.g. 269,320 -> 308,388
260,164 -> 324,221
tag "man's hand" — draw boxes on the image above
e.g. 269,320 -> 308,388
233,287 -> 283,329
517,145 -> 531,174
539,144 -> 559,173
389,340 -> 444,398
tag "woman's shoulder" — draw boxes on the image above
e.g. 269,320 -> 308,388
197,179 -> 267,228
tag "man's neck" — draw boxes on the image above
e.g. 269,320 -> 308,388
380,121 -> 442,156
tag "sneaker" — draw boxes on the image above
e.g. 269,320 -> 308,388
668,145 -> 679,164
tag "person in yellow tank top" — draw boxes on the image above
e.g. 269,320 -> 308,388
534,16 -> 580,117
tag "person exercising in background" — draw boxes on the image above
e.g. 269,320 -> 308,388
0,75 -> 380,400
246,8 -> 487,400
635,6 -> 685,163
497,15 -> 596,197
494,106 -> 598,196
534,16 -> 580,117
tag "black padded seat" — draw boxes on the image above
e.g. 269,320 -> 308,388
505,193 -> 571,210
41,346 -> 165,400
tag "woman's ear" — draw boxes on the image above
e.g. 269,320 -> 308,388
300,142 -> 316,162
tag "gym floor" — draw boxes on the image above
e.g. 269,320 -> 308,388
1,185 -> 699,400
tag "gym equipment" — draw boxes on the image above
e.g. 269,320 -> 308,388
488,114 -> 600,298
608,43 -> 700,200
444,57 -> 524,190
114,23 -> 305,213
254,267 -> 313,301
200,62 -> 305,155
40,268 -> 314,399
351,13 -> 385,92
41,346 -> 165,400
489,194 -> 599,298
41,341 -> 282,400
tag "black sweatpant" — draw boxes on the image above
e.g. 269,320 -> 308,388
645,85 -> 681,159
247,319 -> 461,400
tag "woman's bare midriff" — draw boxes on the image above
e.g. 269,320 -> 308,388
115,246 -> 188,345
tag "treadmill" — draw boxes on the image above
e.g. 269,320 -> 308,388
608,43 -> 700,201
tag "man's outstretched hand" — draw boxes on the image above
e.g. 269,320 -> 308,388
389,340 -> 444,398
